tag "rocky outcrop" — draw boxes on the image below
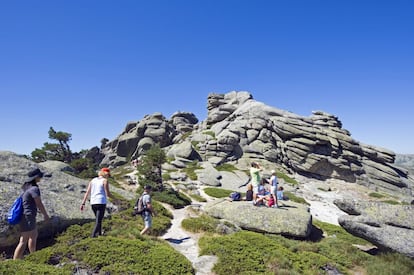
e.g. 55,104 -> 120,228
96,91 -> 413,200
100,112 -> 199,167
334,199 -> 414,258
0,151 -> 133,250
203,199 -> 312,238
190,92 -> 413,198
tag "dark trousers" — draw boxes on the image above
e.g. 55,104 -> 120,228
91,204 -> 106,237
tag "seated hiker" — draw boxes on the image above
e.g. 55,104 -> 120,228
277,186 -> 285,201
245,184 -> 253,201
267,194 -> 275,207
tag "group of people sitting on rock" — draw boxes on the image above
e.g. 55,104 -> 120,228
230,162 -> 286,208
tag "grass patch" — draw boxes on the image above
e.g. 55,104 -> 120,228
216,163 -> 238,172
284,191 -> 309,205
204,187 -> 234,198
203,130 -> 216,138
369,192 -> 386,198
189,193 -> 207,202
277,171 -> 298,185
183,161 -> 202,180
381,200 -> 401,205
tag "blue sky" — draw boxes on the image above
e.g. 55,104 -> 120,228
1,0 -> 413,155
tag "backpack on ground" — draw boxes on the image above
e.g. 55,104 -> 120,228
133,195 -> 145,215
8,196 -> 23,225
230,192 -> 241,201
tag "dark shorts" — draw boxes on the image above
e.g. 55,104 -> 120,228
20,214 -> 37,232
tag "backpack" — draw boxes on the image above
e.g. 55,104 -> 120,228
230,192 -> 241,201
8,196 -> 23,225
134,195 -> 145,215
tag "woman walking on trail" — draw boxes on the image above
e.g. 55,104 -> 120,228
80,167 -> 114,238
14,168 -> 50,259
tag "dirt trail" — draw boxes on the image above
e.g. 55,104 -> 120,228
160,203 -> 218,275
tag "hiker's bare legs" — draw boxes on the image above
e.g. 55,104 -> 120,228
13,229 -> 37,259
140,226 -> 150,235
28,229 -> 38,253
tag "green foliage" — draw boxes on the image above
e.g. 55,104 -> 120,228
151,188 -> 192,209
16,196 -> 192,274
203,130 -> 216,138
365,252 -> 414,275
197,220 -> 414,275
182,215 -> 221,233
162,172 -> 171,181
137,144 -> 166,190
183,160 -> 202,180
204,187 -> 234,198
0,259 -> 72,274
382,199 -> 401,205
189,193 -> 207,202
276,171 -> 298,185
191,140 -> 200,148
369,192 -> 386,198
216,163 -> 238,172
284,191 -> 309,205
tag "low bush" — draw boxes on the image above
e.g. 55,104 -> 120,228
152,188 -> 192,209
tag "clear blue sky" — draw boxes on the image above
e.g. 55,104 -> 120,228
1,1 -> 413,155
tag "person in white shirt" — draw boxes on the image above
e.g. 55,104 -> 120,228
80,167 -> 113,237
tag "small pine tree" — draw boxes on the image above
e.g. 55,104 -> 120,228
137,144 -> 166,191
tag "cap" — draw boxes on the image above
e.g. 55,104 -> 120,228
144,185 -> 152,190
271,170 -> 276,174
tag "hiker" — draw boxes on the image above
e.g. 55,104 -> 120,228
267,170 -> 279,208
140,185 -> 156,235
245,183 -> 253,201
254,180 -> 268,206
249,162 -> 262,201
80,167 -> 114,238
277,186 -> 285,201
13,168 -> 50,259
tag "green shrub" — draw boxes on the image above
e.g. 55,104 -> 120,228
0,259 -> 72,274
204,187 -> 234,198
197,220 -> 414,275
152,188 -> 192,209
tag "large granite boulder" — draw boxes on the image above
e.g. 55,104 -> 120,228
203,199 -> 312,238
0,151 -> 134,250
192,91 -> 414,198
334,199 -> 414,258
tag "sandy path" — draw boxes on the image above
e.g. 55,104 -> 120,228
160,203 -> 218,275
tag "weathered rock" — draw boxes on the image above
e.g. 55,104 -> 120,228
335,199 -> 414,258
203,199 -> 312,238
0,152 -> 134,250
